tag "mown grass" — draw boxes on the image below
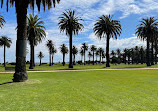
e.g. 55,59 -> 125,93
0,70 -> 158,110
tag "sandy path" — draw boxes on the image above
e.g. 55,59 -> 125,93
1,68 -> 158,73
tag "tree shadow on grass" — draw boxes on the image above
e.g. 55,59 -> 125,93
0,81 -> 13,85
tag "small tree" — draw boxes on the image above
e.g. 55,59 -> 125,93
52,46 -> 57,65
46,40 -> 53,66
0,36 -> 12,67
72,46 -> 78,65
90,45 -> 97,65
38,51 -> 44,66
60,44 -> 68,66
81,43 -> 88,65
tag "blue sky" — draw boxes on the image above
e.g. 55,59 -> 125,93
0,0 -> 158,63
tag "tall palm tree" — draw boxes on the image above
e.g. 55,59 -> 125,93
0,36 -> 12,67
72,46 -> 78,65
60,44 -> 68,66
0,15 -> 5,28
27,14 -> 46,69
51,46 -> 57,65
1,0 -> 60,82
46,40 -> 53,66
94,14 -> 122,67
90,45 -> 97,65
58,9 -> 84,68
81,43 -> 88,65
136,17 -> 158,66
38,51 -> 44,66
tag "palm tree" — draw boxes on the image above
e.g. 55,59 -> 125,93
116,48 -> 121,64
111,50 -> 116,58
72,46 -> 78,65
38,51 -> 44,66
136,17 -> 158,66
0,15 -> 5,28
51,46 -> 57,65
27,14 -> 46,69
58,9 -> 84,68
60,44 -> 68,66
88,52 -> 92,64
1,0 -> 60,82
140,46 -> 145,64
102,51 -> 106,63
95,50 -> 100,63
127,49 -> 131,64
80,48 -> 84,64
46,40 -> 53,66
94,14 -> 122,67
90,45 -> 97,65
81,43 -> 88,65
123,48 -> 128,64
0,36 -> 12,67
98,47 -> 103,64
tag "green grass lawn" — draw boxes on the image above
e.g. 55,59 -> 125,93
1,63 -> 158,72
0,70 -> 158,110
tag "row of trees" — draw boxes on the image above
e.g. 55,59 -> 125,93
38,43 -> 106,66
110,46 -> 147,64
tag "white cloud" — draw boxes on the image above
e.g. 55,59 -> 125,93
88,33 -> 146,51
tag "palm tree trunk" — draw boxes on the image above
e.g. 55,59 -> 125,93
84,50 -> 86,65
93,51 -> 94,65
69,31 -> 73,68
13,1 -> 28,82
100,54 -> 101,64
49,52 -> 52,66
63,53 -> 65,66
29,41 -> 34,69
155,41 -> 157,64
33,45 -> 35,67
151,42 -> 154,65
39,58 -> 41,66
73,55 -> 75,65
52,55 -> 54,65
4,45 -> 5,67
146,37 -> 151,66
96,55 -> 97,64
106,35 -> 110,67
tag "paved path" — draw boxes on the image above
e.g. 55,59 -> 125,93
1,68 -> 158,73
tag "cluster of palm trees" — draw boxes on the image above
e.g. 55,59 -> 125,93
38,42 -> 106,66
136,17 -> 158,66
110,46 -> 147,64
